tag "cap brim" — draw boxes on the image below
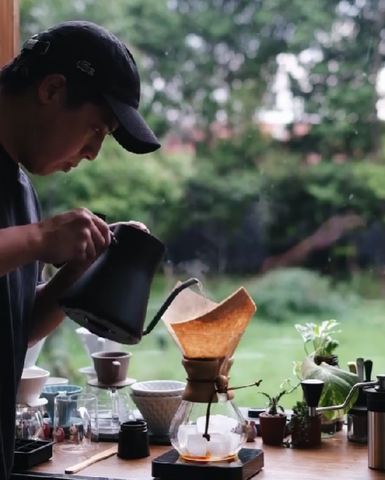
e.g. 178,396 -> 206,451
104,94 -> 161,154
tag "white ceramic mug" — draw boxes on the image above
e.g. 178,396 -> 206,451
76,328 -> 121,362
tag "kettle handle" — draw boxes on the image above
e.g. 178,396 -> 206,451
143,278 -> 200,336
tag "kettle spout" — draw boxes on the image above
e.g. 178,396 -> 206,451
143,278 -> 200,336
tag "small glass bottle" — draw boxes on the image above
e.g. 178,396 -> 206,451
347,405 -> 367,444
314,355 -> 344,435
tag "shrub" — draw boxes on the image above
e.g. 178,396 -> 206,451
246,268 -> 360,322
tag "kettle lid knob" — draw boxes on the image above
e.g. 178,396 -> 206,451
376,375 -> 385,390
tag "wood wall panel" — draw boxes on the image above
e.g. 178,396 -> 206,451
0,0 -> 19,67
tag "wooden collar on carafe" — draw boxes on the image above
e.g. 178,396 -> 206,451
181,357 -> 262,441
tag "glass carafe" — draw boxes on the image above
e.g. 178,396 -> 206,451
89,386 -> 134,436
169,357 -> 248,462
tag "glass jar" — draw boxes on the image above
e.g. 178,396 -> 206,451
15,405 -> 45,440
90,386 -> 134,437
347,405 -> 367,444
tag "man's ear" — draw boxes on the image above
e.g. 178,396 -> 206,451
37,74 -> 67,105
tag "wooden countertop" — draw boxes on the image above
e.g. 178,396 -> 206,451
21,431 -> 383,480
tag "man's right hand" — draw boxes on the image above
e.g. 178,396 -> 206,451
35,208 -> 111,264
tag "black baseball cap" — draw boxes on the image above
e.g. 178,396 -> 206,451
17,21 -> 161,155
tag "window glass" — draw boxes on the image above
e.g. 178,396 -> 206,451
19,0 -> 385,415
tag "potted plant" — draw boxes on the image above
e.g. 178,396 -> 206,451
286,401 -> 322,449
294,319 -> 341,367
259,379 -> 299,446
293,319 -> 358,435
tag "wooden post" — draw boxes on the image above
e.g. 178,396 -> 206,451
0,0 -> 19,67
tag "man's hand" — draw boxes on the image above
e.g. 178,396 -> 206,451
35,208 -> 111,264
109,220 -> 150,234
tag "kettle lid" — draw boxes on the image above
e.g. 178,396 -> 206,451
364,375 -> 385,413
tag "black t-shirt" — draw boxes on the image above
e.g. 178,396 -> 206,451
0,144 -> 42,479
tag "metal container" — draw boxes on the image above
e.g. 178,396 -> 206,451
365,380 -> 385,470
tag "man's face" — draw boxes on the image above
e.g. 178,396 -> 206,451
23,74 -> 119,175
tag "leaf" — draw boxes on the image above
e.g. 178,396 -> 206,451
324,339 -> 339,355
301,356 -> 358,420
259,392 -> 272,403
292,361 -> 303,378
279,378 -> 291,390
295,323 -> 317,343
276,390 -> 286,403
319,319 -> 340,336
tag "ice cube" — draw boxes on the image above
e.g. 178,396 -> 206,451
187,434 -> 208,457
197,414 -> 240,435
178,424 -> 197,447
197,415 -> 223,434
221,416 -> 238,432
207,433 -> 230,457
228,432 -> 243,452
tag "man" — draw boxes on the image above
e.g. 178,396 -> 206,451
0,20 -> 160,478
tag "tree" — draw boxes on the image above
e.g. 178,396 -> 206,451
287,0 -> 385,158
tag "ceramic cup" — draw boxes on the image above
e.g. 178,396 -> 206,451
92,351 -> 131,385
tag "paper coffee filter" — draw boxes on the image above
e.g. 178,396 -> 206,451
162,281 -> 217,352
162,283 -> 257,359
168,331 -> 244,360
162,281 -> 218,325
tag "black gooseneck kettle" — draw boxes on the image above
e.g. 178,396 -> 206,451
58,223 -> 199,345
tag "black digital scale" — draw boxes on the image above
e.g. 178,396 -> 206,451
152,447 -> 264,480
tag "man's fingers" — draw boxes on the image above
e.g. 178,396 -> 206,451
91,214 -> 111,246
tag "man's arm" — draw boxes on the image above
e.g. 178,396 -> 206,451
28,262 -> 91,346
0,224 -> 41,277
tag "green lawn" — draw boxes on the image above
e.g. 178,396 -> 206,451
37,275 -> 385,411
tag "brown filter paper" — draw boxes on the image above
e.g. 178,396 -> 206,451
162,282 -> 257,359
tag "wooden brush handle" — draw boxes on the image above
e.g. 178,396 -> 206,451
64,445 -> 118,474
347,361 -> 357,374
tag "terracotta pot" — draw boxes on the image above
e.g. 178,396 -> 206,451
259,412 -> 287,446
291,414 -> 322,448
314,354 -> 339,367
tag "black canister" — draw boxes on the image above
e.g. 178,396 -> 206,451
347,405 -> 367,444
118,420 -> 150,460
